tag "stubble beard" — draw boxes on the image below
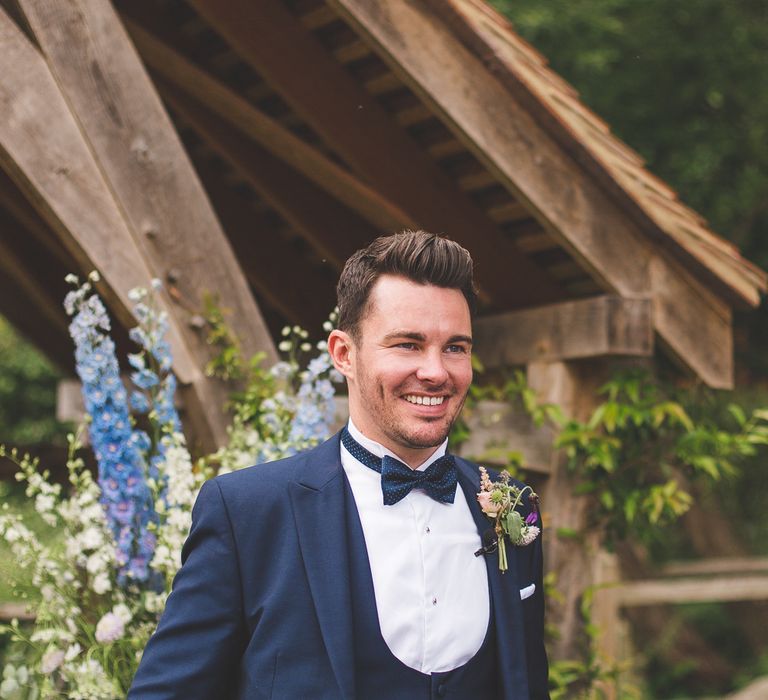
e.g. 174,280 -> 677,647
366,377 -> 468,451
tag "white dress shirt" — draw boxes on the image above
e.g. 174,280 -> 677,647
341,420 -> 490,673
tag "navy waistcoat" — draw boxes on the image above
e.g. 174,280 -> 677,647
344,476 -> 500,699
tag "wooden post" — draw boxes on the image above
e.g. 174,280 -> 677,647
527,360 -> 611,660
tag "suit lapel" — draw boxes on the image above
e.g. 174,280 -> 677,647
455,458 -> 531,699
288,433 -> 355,700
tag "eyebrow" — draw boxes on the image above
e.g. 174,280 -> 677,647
382,331 -> 473,346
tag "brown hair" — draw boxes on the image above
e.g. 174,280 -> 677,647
336,230 -> 477,338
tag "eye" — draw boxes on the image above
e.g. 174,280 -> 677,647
445,344 -> 469,354
396,342 -> 418,350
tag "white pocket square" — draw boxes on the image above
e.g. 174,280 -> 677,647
520,583 -> 536,600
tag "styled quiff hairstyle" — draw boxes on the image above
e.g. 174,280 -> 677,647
336,230 -> 477,339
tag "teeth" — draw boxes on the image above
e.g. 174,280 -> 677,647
404,395 -> 444,406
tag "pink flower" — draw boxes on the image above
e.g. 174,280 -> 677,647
95,612 -> 125,644
477,491 -> 502,516
41,648 -> 65,674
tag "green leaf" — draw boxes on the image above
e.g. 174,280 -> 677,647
506,510 -> 523,542
555,527 -> 580,540
727,403 -> 747,427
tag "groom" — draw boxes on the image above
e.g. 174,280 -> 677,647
129,231 -> 549,699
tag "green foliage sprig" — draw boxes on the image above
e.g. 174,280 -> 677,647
553,370 -> 768,544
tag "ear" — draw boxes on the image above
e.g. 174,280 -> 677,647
327,329 -> 355,380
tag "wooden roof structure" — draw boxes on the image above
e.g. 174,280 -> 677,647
0,0 -> 765,449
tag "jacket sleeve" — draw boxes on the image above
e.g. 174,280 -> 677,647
128,478 -> 247,699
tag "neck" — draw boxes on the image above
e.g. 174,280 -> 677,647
347,417 -> 443,470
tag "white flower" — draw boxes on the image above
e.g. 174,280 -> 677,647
113,603 -> 132,624
278,340 -> 291,352
86,552 -> 106,575
64,643 -> 81,662
94,612 -> 124,643
91,572 -> 111,595
80,527 -> 103,550
34,493 -> 55,515
41,648 -> 65,674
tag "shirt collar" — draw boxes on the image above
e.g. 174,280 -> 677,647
346,418 -> 448,472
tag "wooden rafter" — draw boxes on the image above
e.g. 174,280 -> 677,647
330,0 -> 735,388
474,296 -> 653,369
0,212 -> 73,362
0,169 -> 76,272
188,0 -> 565,309
120,14 -> 410,235
13,0 -> 279,366
197,171 -> 337,330
0,5 -> 238,449
158,80 -> 378,269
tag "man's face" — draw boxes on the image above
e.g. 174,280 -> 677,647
330,274 -> 473,465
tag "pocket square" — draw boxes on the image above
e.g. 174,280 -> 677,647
519,583 -> 536,600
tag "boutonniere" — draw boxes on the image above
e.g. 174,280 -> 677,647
476,466 -> 540,573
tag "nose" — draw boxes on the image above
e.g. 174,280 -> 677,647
415,349 -> 449,385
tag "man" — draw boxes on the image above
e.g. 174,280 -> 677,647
130,231 -> 549,699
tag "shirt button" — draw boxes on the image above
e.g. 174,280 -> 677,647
425,526 -> 431,534
437,682 -> 447,696
432,596 -> 438,606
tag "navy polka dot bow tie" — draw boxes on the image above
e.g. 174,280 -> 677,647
341,427 -> 458,506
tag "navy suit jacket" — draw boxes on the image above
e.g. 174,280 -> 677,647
129,432 -> 549,699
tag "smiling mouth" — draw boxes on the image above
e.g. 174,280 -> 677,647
403,394 -> 445,406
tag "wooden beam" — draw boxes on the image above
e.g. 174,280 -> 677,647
198,170 -> 337,330
158,80 -> 378,269
0,215 -> 71,341
0,168 -> 75,271
120,14 -> 409,235
661,557 -> 768,577
14,0 -> 277,367
0,6 -> 229,450
0,227 -> 73,373
456,400 -> 553,474
0,603 -> 35,623
188,0 -> 565,309
474,296 -> 653,369
331,0 -> 734,388
615,575 -> 768,607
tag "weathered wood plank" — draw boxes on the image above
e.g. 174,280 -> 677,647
198,170 -> 337,330
456,400 -> 553,474
528,360 -> 616,658
0,7 -> 222,450
0,168 -> 75,271
0,603 -> 35,623
474,296 -> 653,368
0,216 -> 71,340
121,15 -> 410,234
15,0 -> 277,368
189,0 -> 565,309
616,575 -> 768,606
331,0 -> 735,388
661,557 -> 768,578
159,81 -> 378,269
